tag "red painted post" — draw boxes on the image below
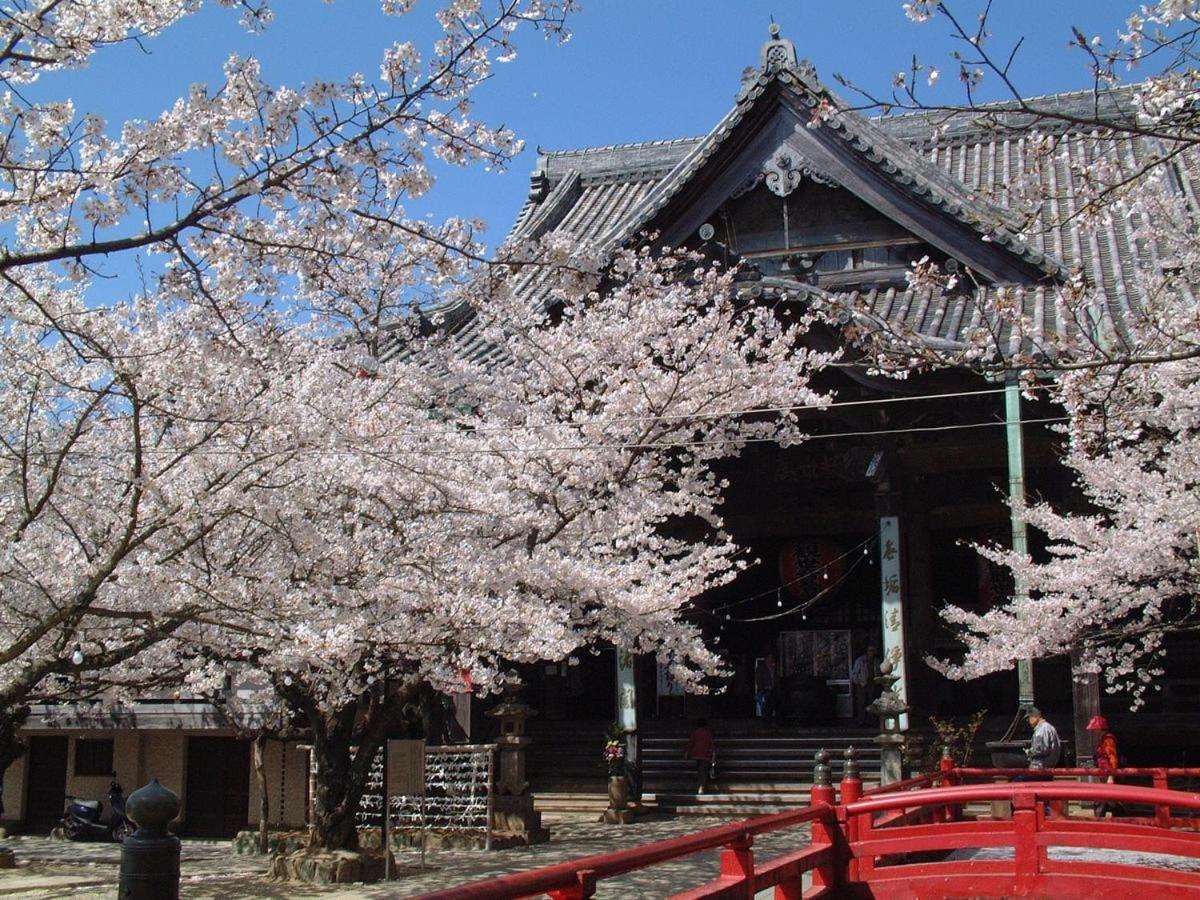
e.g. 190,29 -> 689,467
548,868 -> 596,900
853,796 -> 875,882
839,747 -> 862,885
938,747 -> 960,822
1012,792 -> 1041,893
809,750 -> 842,893
1155,768 -> 1171,827
839,746 -> 864,805
720,832 -> 754,898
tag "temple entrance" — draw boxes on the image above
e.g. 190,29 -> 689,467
24,735 -> 68,833
184,736 -> 250,837
524,648 -> 616,721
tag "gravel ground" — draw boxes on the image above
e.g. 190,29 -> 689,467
0,815 -> 809,899
3,814 -> 1198,898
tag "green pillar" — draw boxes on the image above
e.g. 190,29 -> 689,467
1005,375 -> 1035,709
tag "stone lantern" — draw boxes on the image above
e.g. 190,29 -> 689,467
489,688 -> 535,796
486,680 -> 548,844
868,660 -> 911,785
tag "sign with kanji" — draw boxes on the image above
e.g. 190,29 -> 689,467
879,516 -> 910,730
387,739 -> 426,798
656,661 -> 687,696
616,650 -> 638,731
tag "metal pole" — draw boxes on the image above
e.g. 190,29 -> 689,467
118,779 -> 181,900
485,745 -> 495,852
382,740 -> 391,880
1005,374 -> 1035,709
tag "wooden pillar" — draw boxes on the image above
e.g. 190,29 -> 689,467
878,507 -> 910,730
615,650 -> 639,798
616,650 -> 638,734
902,482 -> 935,719
1070,648 -> 1101,766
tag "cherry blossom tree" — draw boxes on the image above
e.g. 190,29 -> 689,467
170,242 -> 832,850
839,2 -> 1200,695
0,1 -> 841,853
0,0 -> 578,779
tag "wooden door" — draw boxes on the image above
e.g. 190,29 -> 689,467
184,736 -> 250,837
24,735 -> 68,833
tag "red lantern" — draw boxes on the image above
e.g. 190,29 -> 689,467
778,540 -> 843,600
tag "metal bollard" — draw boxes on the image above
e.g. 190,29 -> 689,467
118,778 -> 181,900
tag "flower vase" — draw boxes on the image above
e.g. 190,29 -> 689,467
607,774 -> 630,810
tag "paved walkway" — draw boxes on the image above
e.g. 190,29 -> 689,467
0,814 -> 810,898
3,818 -> 1199,898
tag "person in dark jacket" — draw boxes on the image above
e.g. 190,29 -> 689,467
1016,707 -> 1061,815
1025,707 -> 1061,770
755,653 -> 779,720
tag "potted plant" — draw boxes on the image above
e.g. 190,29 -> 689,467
603,723 -> 630,810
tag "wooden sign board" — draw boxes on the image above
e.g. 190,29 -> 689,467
387,739 -> 426,797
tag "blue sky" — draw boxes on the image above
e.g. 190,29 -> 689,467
41,1 -> 1138,251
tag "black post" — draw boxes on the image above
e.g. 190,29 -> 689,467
118,779 -> 181,900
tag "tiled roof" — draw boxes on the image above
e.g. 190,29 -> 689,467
384,48 -> 1189,364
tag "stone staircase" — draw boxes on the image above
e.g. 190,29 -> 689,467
527,720 -> 883,816
641,731 -> 881,815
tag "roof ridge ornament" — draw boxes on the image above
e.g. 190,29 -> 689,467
760,22 -> 799,73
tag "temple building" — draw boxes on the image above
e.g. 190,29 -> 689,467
489,27 -> 1200,796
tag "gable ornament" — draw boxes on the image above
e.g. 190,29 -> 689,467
761,147 -> 840,197
760,23 -> 799,73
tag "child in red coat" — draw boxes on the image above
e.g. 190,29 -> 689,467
1088,715 -> 1124,817
685,718 -> 717,794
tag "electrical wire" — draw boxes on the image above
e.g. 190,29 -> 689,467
14,411 -> 1072,460
385,413 -> 1073,456
376,383 -> 1048,439
710,532 -> 878,613
720,551 -> 873,625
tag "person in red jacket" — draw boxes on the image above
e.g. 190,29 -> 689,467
684,718 -> 717,794
1088,714 -> 1124,817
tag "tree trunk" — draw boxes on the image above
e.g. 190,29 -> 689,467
299,682 -> 414,852
253,734 -> 269,854
418,682 -> 445,744
308,726 -> 365,851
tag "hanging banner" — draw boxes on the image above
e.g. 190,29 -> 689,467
656,661 -> 687,697
879,516 -> 910,730
616,649 -> 638,731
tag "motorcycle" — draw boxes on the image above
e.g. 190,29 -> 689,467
60,779 -> 131,842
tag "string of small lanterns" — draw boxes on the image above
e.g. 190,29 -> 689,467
710,532 -> 883,628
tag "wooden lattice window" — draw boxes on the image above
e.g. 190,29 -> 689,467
74,738 -> 114,776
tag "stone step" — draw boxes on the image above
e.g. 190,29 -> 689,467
532,793 -> 619,814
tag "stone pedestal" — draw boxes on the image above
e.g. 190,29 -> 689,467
876,733 -> 907,785
599,808 -> 638,824
493,794 -> 549,844
270,849 -> 394,884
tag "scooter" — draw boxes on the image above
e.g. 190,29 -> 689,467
60,779 -> 131,842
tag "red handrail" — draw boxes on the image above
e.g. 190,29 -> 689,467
413,767 -> 1200,899
952,766 -> 1200,779
413,802 -> 834,900
847,781 -> 1200,816
860,770 -> 940,796
846,779 -> 1200,897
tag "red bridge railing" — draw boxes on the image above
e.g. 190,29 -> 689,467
413,801 -> 838,899
413,754 -> 1200,899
